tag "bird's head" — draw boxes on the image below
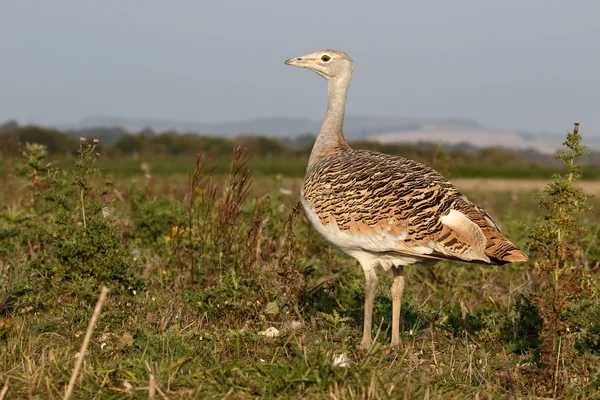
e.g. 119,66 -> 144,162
284,49 -> 354,80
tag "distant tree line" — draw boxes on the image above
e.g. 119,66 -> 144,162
2,120 -> 600,167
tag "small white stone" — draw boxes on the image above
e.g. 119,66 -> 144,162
333,353 -> 349,367
259,327 -> 280,338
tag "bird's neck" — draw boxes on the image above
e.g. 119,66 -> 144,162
308,74 -> 352,168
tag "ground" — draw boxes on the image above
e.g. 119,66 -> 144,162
1,147 -> 599,399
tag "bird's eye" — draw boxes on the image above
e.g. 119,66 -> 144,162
321,55 -> 331,62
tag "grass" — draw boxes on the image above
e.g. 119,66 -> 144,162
1,135 -> 600,399
5,154 -> 600,181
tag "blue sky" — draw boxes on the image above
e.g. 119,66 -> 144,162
1,0 -> 599,134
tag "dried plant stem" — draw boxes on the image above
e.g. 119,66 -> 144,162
367,317 -> 385,356
80,188 -> 86,229
149,373 -> 156,400
0,379 -> 8,400
553,335 -> 562,398
64,286 -> 109,400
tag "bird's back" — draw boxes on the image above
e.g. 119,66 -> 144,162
301,148 -> 527,267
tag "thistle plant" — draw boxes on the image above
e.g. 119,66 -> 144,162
528,122 -> 593,394
17,143 -> 49,213
74,137 -> 100,229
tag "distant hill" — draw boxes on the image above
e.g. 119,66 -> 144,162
76,115 -> 484,140
372,127 -> 559,154
68,115 -> 599,155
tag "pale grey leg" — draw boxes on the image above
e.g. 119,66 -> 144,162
391,266 -> 405,347
359,268 -> 378,350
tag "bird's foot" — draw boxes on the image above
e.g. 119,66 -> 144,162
357,338 -> 371,351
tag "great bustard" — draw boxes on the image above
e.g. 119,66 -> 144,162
284,49 -> 528,350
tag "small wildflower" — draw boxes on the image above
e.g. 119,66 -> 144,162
79,136 -> 86,143
162,270 -> 167,275
289,320 -> 303,331
46,162 -> 52,169
103,194 -> 111,202
93,137 -> 99,144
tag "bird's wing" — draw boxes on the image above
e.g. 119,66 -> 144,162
302,149 -> 527,265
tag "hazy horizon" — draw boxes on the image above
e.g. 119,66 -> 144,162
1,1 -> 599,135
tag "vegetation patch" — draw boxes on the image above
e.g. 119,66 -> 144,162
0,124 -> 599,398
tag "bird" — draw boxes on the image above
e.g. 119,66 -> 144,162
284,49 -> 528,350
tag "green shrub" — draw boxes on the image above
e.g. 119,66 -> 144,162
132,197 -> 183,245
9,138 -> 143,311
501,295 -> 543,355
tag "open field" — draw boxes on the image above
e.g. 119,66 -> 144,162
1,141 -> 600,399
452,178 -> 600,197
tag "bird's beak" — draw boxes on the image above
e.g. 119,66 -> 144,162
284,56 -> 306,67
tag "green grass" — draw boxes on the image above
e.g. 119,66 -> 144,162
1,143 -> 600,399
5,154 -> 600,180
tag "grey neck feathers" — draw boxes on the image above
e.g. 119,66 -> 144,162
308,73 -> 352,168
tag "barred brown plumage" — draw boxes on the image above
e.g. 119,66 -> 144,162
284,49 -> 527,350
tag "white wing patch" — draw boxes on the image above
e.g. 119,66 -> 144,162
438,209 -> 489,262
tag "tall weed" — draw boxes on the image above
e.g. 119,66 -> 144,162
528,123 -> 598,394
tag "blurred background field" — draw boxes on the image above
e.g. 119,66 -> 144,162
4,122 -> 600,181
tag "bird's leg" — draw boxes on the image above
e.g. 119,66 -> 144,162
359,268 -> 378,350
391,266 -> 405,347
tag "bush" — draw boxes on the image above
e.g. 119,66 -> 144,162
9,138 -> 143,312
